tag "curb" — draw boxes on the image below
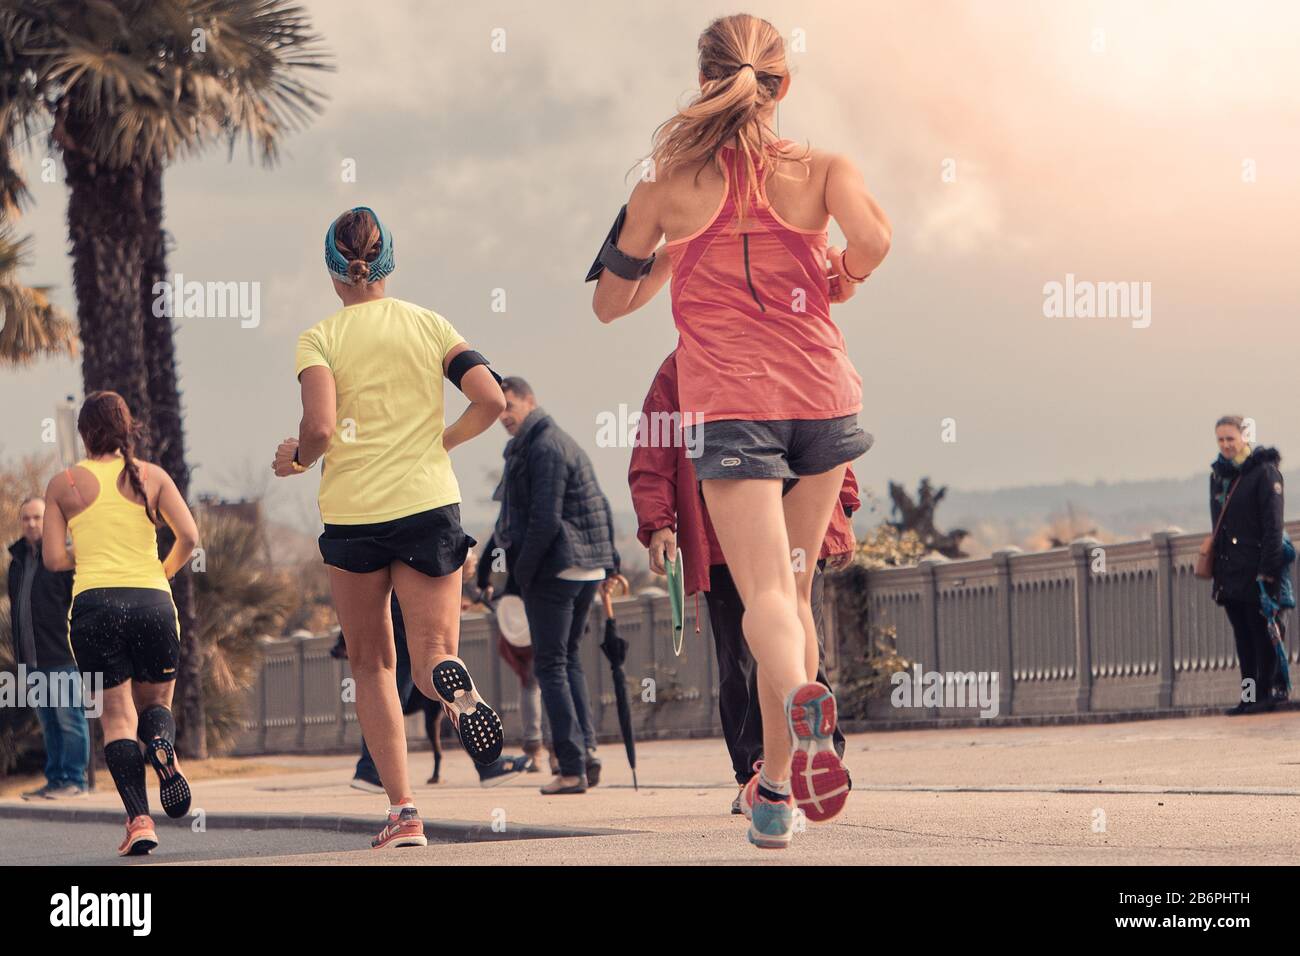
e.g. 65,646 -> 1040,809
0,803 -> 631,842
840,700 -> 1299,734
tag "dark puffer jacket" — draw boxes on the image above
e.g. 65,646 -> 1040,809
1209,446 -> 1285,605
6,538 -> 75,668
506,410 -> 620,592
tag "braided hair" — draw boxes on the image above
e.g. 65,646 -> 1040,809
77,391 -> 157,525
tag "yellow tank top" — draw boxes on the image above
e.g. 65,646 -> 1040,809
66,457 -> 172,599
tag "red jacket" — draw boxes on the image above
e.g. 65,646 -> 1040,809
628,352 -> 860,597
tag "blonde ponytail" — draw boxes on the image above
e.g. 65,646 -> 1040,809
648,15 -> 804,225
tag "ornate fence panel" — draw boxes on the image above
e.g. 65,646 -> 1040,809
233,523 -> 1300,753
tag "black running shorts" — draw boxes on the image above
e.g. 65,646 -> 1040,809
687,415 -> 874,482
70,587 -> 181,689
319,504 -> 476,578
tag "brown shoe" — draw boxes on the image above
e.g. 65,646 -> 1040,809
539,774 -> 587,795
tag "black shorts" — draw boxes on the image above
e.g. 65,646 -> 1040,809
70,588 -> 181,690
320,504 -> 476,578
687,415 -> 873,482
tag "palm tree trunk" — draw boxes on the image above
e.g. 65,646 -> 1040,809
140,162 -> 206,759
62,146 -> 152,426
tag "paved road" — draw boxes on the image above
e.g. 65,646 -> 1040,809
3,712 -> 1299,865
0,819 -> 374,865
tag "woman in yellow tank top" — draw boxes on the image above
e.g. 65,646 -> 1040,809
42,391 -> 199,857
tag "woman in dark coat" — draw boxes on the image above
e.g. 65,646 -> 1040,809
1209,415 -> 1287,714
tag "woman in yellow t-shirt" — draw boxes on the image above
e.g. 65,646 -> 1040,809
42,391 -> 200,857
273,207 -> 508,850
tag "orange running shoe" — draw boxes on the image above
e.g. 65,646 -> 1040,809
371,806 -> 428,850
117,815 -> 158,857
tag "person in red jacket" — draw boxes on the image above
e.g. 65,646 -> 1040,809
629,350 -> 857,814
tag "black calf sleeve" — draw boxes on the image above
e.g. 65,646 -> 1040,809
105,739 -> 150,820
137,704 -> 176,746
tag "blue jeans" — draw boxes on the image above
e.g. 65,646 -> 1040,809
523,577 -> 599,777
31,665 -> 90,789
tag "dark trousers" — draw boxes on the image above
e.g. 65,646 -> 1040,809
524,577 -> 600,777
704,562 -> 846,785
1223,600 -> 1283,702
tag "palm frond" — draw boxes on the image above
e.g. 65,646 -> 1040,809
0,147 -> 32,220
188,0 -> 333,165
0,281 -> 79,365
2,0 -> 332,169
0,226 -> 77,364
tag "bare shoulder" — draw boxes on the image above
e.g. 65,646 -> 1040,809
132,459 -> 171,489
769,143 -> 835,185
801,147 -> 847,176
648,157 -> 723,232
44,469 -> 69,499
44,467 -> 85,513
627,173 -> 662,208
650,157 -> 725,197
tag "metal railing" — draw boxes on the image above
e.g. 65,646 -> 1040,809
232,591 -> 726,755
857,523 -> 1300,719
231,523 -> 1300,752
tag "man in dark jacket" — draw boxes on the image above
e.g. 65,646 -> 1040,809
7,496 -> 88,798
1209,416 -> 1287,714
496,377 -> 619,795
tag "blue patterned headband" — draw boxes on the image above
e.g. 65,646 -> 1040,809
324,206 -> 394,284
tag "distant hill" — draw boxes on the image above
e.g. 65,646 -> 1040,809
256,467 -> 1300,571
927,469 -> 1300,557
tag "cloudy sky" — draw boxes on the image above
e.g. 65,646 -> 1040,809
3,0 -> 1298,535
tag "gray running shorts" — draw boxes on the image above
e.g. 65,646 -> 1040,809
686,415 -> 873,482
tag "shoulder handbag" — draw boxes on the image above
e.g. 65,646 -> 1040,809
1195,476 -> 1241,579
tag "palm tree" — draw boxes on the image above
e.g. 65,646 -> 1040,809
0,226 -> 77,364
0,0 -> 330,756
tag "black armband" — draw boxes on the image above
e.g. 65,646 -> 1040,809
448,350 -> 503,390
585,204 -> 655,282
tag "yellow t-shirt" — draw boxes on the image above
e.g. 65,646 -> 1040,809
295,297 -> 466,524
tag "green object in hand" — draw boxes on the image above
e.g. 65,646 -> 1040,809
666,550 -> 685,656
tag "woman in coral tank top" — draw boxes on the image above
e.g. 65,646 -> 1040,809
591,13 -> 891,849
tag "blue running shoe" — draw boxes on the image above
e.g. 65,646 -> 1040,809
747,790 -> 794,850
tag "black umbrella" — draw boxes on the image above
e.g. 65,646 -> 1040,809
598,576 -> 637,790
